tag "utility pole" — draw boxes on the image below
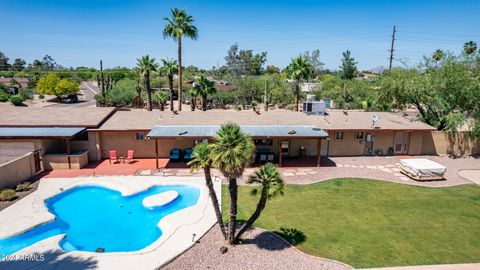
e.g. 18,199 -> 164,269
389,25 -> 396,70
100,60 -> 105,97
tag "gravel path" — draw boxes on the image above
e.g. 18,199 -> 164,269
162,226 -> 352,270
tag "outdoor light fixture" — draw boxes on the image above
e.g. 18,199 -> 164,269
192,233 -> 196,242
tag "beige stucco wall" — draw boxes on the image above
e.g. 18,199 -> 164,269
99,132 -> 197,158
43,151 -> 89,170
327,131 -> 366,156
422,131 -> 480,157
0,152 -> 36,189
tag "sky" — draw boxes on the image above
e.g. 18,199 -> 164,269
1,0 -> 479,71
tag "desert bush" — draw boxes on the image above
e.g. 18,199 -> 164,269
0,189 -> 17,201
10,94 -> 24,106
16,182 -> 31,192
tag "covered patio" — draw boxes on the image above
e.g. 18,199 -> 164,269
146,125 -> 329,168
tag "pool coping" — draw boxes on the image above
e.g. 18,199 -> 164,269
0,176 -> 219,270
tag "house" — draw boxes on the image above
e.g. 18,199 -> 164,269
0,106 -> 115,185
300,82 -> 322,92
89,109 -> 436,167
0,77 -> 29,94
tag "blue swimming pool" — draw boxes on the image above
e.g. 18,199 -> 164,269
0,185 -> 200,255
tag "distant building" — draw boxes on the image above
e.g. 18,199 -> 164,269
300,82 -> 322,92
0,77 -> 29,94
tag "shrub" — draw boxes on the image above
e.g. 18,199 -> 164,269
0,189 -> 17,201
38,94 -> 45,99
0,91 -> 9,102
16,182 -> 31,192
19,89 -> 32,100
10,95 -> 24,106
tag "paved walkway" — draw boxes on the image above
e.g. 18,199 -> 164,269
361,263 -> 480,270
138,156 -> 479,188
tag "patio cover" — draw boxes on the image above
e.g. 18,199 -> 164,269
0,127 -> 85,139
147,125 -> 329,139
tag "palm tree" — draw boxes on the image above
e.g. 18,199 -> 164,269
210,123 -> 255,244
463,41 -> 477,57
195,76 -> 217,111
160,59 -> 178,111
234,163 -> 284,243
136,55 -> 158,111
286,55 -> 312,111
163,8 -> 199,112
188,88 -> 199,111
188,143 -> 227,239
432,49 -> 444,67
153,91 -> 169,111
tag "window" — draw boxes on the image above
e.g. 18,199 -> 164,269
254,139 -> 273,146
135,132 -> 145,141
335,132 -> 344,140
355,132 -> 364,140
194,139 -> 209,145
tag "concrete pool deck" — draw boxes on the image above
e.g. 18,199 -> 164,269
0,176 -> 219,270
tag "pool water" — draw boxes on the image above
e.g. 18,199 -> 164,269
0,185 -> 200,255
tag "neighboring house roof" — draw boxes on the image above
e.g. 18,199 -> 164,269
147,125 -> 328,138
0,127 -> 85,139
0,107 -> 115,128
0,77 -> 29,86
96,109 -> 435,132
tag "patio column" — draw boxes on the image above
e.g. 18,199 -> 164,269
316,138 -> 321,167
278,140 -> 282,167
65,138 -> 71,169
155,138 -> 159,169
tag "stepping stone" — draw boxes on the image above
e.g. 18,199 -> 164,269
394,173 -> 403,177
307,171 -> 317,175
351,165 -> 358,168
344,164 -> 351,168
283,172 -> 295,177
386,164 -> 396,168
336,164 -> 344,167
366,165 -> 377,169
391,168 -> 400,172
143,191 -> 178,208
400,177 -> 410,181
296,172 -> 308,176
139,170 -> 151,175
380,168 -> 392,173
377,165 -> 385,169
358,165 -> 365,168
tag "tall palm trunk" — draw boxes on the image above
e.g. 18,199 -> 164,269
234,187 -> 267,243
228,177 -> 238,244
191,97 -> 196,111
177,35 -> 183,111
144,71 -> 152,111
168,75 -> 174,111
294,79 -> 300,111
202,94 -> 207,111
204,166 -> 227,239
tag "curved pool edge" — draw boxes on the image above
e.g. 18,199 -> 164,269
0,176 -> 220,270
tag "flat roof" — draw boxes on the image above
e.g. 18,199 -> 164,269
147,125 -> 328,138
0,106 -> 115,128
97,109 -> 436,131
0,127 -> 85,139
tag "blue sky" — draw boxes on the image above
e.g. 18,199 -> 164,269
1,0 -> 479,70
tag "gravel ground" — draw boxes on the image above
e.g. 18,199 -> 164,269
162,226 -> 352,270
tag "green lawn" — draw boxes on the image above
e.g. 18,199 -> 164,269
221,179 -> 480,268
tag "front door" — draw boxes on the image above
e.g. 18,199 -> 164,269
394,131 -> 410,154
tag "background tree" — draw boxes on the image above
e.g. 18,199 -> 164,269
224,43 -> 267,77
234,163 -> 284,243
302,49 -> 324,79
463,41 -> 477,57
163,8 -> 199,111
266,65 -> 280,74
153,91 -> 169,111
136,55 -> 158,111
432,49 -> 444,67
160,58 -> 178,111
41,55 -> 57,71
37,73 -> 79,98
188,143 -> 227,239
340,50 -> 357,80
195,75 -> 217,111
286,55 -> 312,111
210,123 -> 255,244
0,52 -> 10,71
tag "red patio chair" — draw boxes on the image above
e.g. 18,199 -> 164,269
126,150 -> 135,163
109,150 -> 118,164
